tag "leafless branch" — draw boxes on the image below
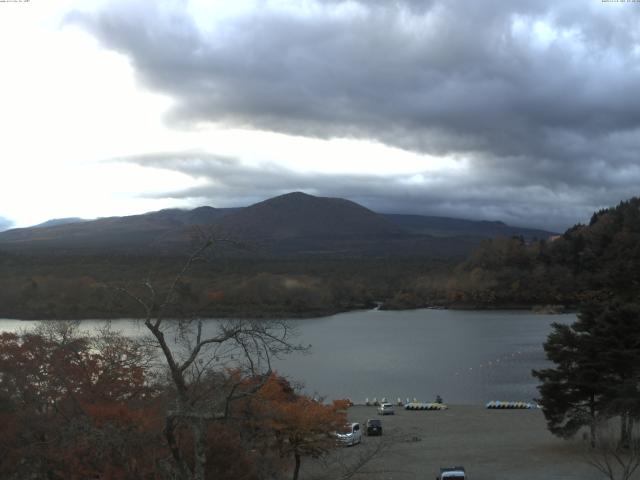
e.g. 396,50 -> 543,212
583,419 -> 640,480
306,434 -> 394,480
112,233 -> 305,480
113,286 -> 152,318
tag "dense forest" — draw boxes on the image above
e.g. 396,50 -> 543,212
2,197 -> 640,319
428,197 -> 640,309
0,253 -> 452,319
374,198 -> 640,311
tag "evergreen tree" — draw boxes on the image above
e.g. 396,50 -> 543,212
533,318 -> 606,444
583,302 -> 640,446
533,301 -> 640,445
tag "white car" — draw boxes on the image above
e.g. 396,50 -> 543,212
336,422 -> 362,446
437,466 -> 466,479
378,403 -> 395,415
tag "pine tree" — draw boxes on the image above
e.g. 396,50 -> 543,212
533,301 -> 640,445
583,302 -> 640,446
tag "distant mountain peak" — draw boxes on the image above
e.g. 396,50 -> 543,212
276,191 -> 313,199
190,206 -> 217,213
0,192 -> 556,256
259,191 -> 333,206
218,192 -> 402,240
32,217 -> 88,229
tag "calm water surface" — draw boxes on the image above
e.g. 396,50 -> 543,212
0,309 -> 575,405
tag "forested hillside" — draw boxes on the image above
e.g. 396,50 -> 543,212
0,253 -> 452,319
385,198 -> 640,310
3,197 -> 637,319
0,192 -> 553,257
0,192 -> 558,319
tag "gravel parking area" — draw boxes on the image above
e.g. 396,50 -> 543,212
301,405 -> 609,480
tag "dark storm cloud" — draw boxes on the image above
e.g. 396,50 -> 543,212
72,1 -> 640,230
119,151 -> 616,232
0,217 -> 14,232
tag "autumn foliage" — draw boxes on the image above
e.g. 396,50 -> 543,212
0,326 -> 164,479
0,325 -> 345,479
245,376 -> 348,480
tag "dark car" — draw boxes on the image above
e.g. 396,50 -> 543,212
365,418 -> 382,436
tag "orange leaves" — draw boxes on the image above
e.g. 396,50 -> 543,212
252,374 -> 347,457
0,328 -> 164,479
332,398 -> 351,412
83,401 -> 138,427
0,330 -> 345,479
206,290 -> 225,301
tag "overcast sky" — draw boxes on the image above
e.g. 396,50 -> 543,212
1,0 -> 639,232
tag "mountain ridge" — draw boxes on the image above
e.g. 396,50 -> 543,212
0,192 -> 556,257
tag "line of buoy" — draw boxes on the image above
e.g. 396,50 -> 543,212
486,401 -> 536,409
453,351 -> 526,376
365,397 -> 440,407
405,402 -> 448,411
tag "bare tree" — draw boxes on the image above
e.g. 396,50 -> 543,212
302,433 -> 401,480
583,419 -> 640,480
117,237 -> 304,480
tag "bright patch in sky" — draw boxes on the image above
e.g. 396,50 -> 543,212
0,0 -> 463,227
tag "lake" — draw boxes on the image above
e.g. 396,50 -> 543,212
0,309 -> 575,405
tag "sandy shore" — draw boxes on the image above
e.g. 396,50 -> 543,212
301,405 -> 609,480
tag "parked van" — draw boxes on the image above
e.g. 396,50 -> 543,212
378,403 -> 395,415
336,422 -> 362,446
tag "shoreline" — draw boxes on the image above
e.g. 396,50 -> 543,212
1,303 -> 575,322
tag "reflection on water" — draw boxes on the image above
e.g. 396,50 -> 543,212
0,309 -> 575,405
